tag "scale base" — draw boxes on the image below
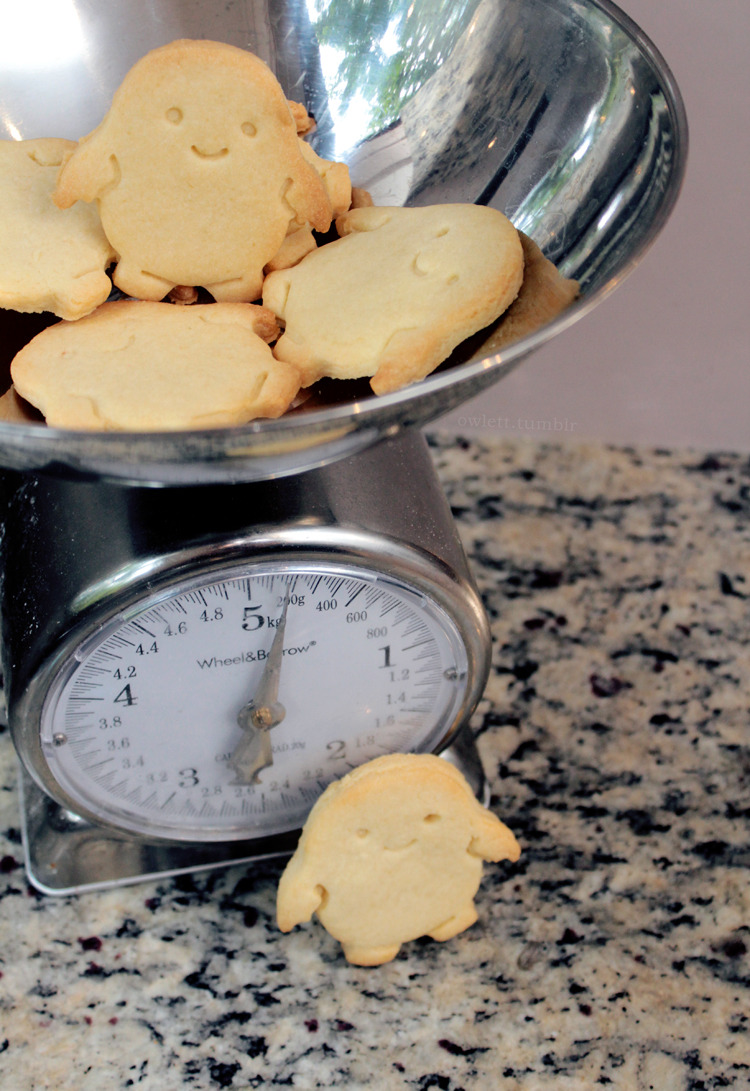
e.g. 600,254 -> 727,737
20,725 -> 489,895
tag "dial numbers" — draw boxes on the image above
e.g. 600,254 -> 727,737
40,565 -> 469,841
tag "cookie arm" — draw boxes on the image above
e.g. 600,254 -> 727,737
276,858 -> 326,932
198,302 -> 280,343
468,810 -> 521,864
53,136 -> 119,209
335,206 -> 393,235
370,326 -> 451,395
283,163 -> 333,234
297,140 -> 351,217
261,269 -> 293,321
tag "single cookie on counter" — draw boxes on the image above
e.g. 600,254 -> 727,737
10,300 -> 300,431
0,138 -> 115,320
277,752 -> 521,966
53,39 -> 333,304
262,203 -> 524,394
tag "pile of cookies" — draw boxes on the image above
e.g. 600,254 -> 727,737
0,38 -> 577,432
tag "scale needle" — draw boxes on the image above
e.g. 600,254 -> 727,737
229,587 -> 290,784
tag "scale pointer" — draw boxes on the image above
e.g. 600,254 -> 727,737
229,586 -> 290,784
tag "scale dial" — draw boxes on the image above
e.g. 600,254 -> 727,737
37,562 -> 473,842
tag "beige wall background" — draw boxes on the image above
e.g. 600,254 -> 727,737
436,0 -> 749,452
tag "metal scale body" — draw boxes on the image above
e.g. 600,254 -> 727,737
0,0 -> 687,893
0,432 -> 491,893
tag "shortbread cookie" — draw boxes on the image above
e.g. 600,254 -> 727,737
297,139 -> 352,218
264,135 -> 354,272
263,203 -> 524,394
287,100 -> 316,136
0,385 -> 44,425
166,284 -> 200,305
277,753 -> 521,966
11,300 -> 300,431
263,225 -> 317,274
349,186 -> 374,209
0,138 -> 114,320
54,40 -> 333,303
478,232 -> 579,353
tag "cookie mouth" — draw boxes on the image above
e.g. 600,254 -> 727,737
385,838 -> 417,852
191,145 -> 229,160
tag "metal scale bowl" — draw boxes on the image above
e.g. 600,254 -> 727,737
0,0 -> 687,892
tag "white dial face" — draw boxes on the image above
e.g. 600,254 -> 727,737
39,563 -> 470,841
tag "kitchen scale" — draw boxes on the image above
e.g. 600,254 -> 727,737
0,0 -> 686,893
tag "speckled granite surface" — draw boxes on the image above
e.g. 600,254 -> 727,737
1,434 -> 749,1090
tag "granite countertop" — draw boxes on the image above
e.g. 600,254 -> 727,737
1,433 -> 749,1090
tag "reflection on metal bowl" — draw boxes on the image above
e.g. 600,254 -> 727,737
0,0 -> 686,484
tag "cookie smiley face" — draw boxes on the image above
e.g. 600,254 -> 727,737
277,753 -> 521,965
54,40 -> 332,303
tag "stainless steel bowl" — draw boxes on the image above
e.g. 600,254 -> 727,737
0,0 -> 687,484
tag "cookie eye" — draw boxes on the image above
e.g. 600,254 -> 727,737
241,121 -> 257,137
166,107 -> 183,124
423,813 -> 441,824
355,828 -> 369,839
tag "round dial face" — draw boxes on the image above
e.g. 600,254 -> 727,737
39,562 -> 471,841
